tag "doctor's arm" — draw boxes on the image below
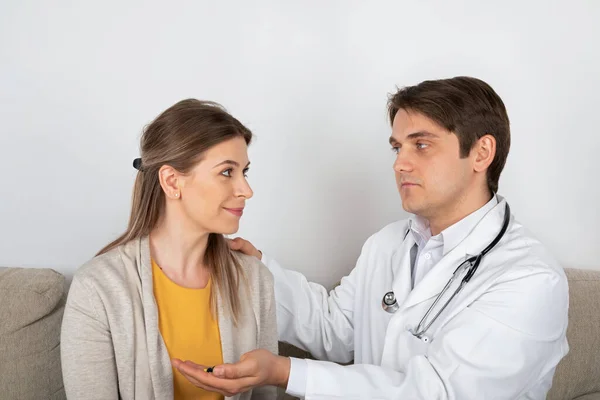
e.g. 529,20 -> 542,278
230,236 -> 369,364
189,265 -> 567,399
284,267 -> 569,399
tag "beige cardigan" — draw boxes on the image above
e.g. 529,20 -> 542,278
60,237 -> 279,400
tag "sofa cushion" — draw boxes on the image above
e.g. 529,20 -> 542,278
546,268 -> 600,400
0,267 -> 66,400
574,394 -> 600,400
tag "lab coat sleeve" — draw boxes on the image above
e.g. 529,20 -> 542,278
260,241 -> 372,364
283,267 -> 569,400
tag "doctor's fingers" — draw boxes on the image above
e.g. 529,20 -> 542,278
212,357 -> 260,380
228,237 -> 262,259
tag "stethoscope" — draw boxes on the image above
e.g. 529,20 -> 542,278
382,203 -> 511,342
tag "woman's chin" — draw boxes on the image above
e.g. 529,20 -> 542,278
213,224 -> 240,236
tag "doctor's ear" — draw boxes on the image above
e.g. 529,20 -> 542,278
472,135 -> 496,173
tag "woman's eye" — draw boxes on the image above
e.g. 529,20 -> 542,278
221,169 -> 232,177
243,168 -> 249,178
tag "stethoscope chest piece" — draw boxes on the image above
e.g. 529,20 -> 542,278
382,291 -> 399,313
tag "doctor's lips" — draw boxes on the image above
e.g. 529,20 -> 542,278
224,207 -> 244,217
399,179 -> 420,188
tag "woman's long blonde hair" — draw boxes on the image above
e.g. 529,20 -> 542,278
97,99 -> 252,322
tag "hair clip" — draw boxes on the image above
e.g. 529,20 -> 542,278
133,158 -> 143,171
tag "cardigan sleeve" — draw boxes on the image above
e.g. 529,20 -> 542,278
60,275 -> 120,399
251,259 -> 280,399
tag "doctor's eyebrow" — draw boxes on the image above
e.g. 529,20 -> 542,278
389,131 -> 440,145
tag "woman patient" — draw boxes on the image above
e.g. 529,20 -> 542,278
60,99 -> 278,399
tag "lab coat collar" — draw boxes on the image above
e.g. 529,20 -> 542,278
407,195 -> 499,256
401,196 -> 510,309
441,195 -> 498,256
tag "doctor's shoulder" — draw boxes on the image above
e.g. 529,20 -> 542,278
503,219 -> 566,278
483,221 -> 569,337
362,218 -> 411,252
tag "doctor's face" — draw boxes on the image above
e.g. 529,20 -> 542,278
390,109 -> 474,220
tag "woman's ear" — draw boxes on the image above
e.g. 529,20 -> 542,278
473,134 -> 496,173
158,165 -> 182,199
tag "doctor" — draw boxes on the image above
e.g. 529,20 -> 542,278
173,76 -> 569,399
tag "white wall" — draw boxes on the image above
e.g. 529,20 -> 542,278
1,0 -> 599,288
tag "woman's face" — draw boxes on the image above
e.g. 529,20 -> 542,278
166,136 -> 253,235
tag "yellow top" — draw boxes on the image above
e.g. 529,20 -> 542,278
152,260 -> 224,400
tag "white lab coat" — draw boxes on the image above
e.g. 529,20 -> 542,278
263,198 -> 569,399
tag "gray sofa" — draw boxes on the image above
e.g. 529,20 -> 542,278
1,267 -> 599,399
0,267 -> 66,399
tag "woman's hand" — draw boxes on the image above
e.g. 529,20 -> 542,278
172,349 -> 290,397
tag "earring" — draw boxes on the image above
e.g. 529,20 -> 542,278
175,193 -> 180,198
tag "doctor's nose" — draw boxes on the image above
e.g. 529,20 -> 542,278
393,152 -> 413,173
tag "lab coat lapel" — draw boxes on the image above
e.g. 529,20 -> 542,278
390,229 -> 416,307
402,198 -> 509,310
402,243 -> 468,309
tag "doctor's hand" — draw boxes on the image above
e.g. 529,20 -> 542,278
228,237 -> 262,260
172,349 -> 290,397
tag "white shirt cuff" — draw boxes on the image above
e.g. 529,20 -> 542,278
286,357 -> 308,398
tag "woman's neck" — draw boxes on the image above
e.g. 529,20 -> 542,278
149,214 -> 211,288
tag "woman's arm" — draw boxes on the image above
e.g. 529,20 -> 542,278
60,276 -> 119,399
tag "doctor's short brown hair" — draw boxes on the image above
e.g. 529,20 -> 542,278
387,76 -> 510,194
